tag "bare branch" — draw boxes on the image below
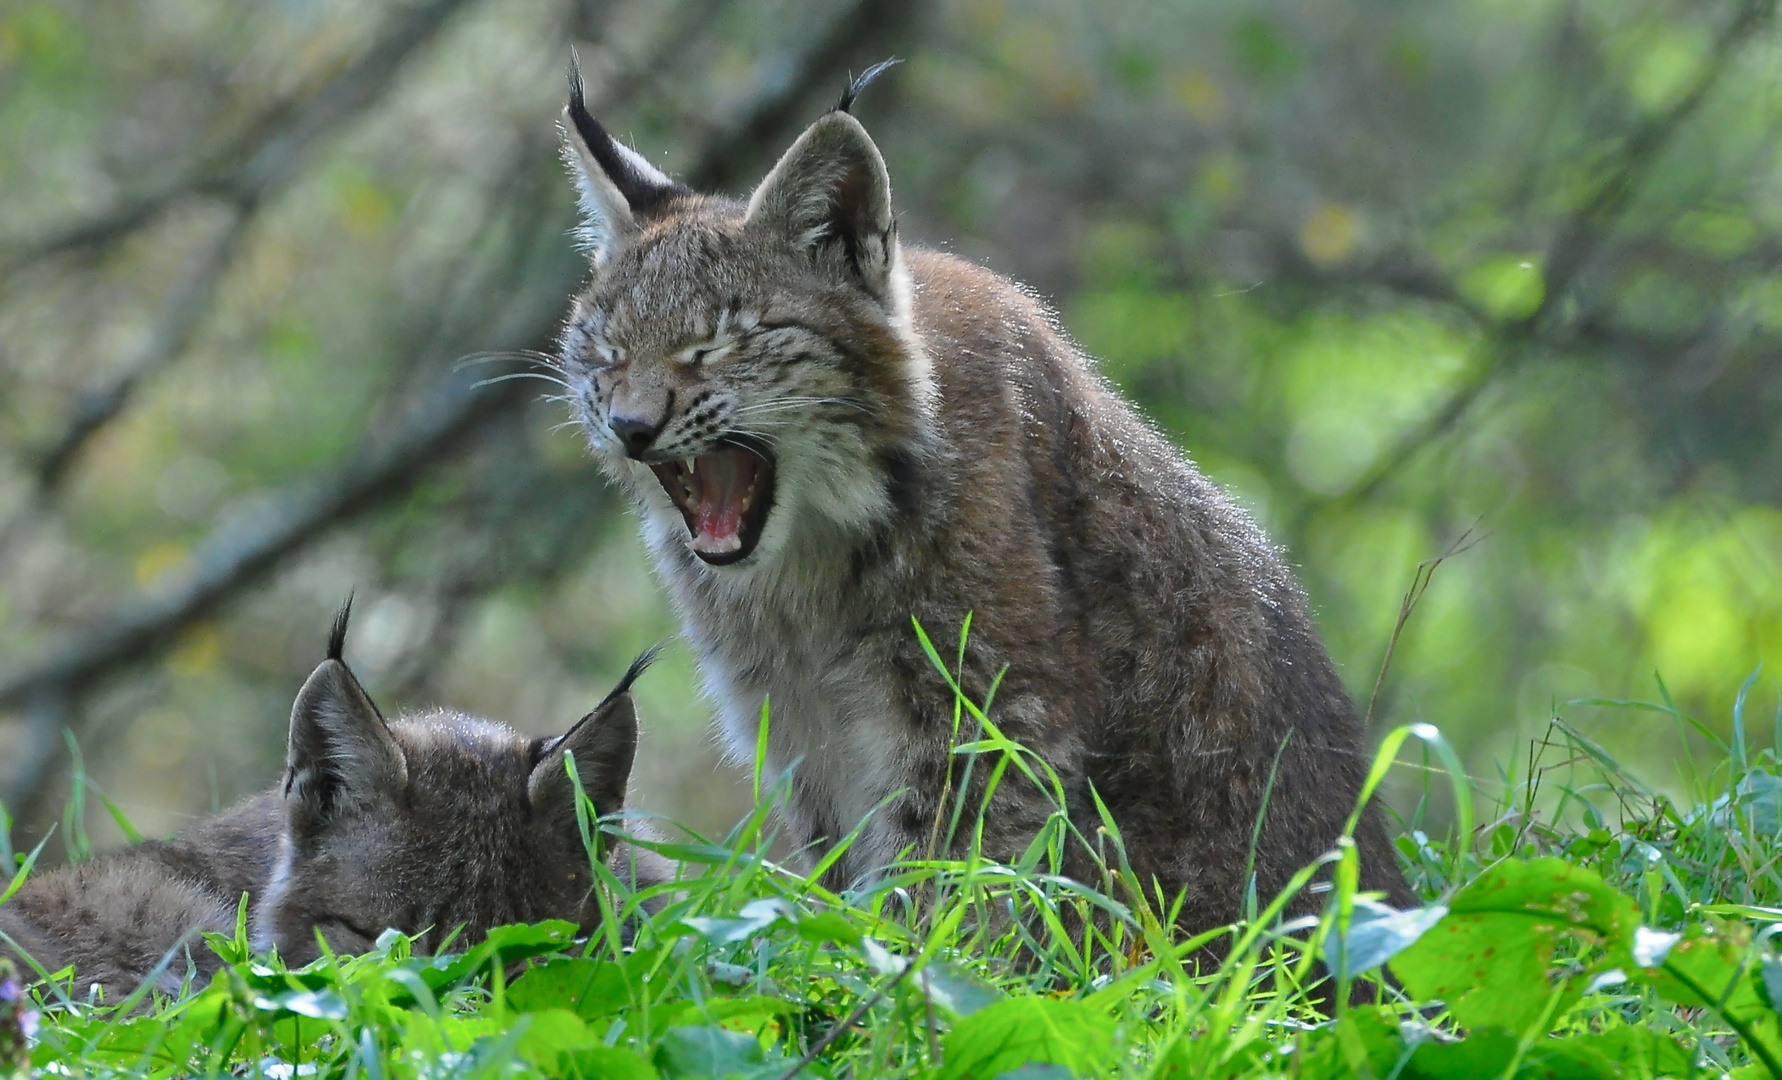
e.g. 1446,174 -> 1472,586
0,0 -> 921,817
1321,0 -> 1775,509
0,0 -> 477,270
34,205 -> 256,490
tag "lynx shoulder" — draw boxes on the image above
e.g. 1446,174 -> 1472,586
554,69 -> 1412,928
0,608 -> 652,1000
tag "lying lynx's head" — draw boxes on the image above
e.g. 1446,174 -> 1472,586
556,63 -> 933,570
251,607 -> 647,965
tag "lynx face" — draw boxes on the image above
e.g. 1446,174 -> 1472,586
557,77 -> 933,570
251,632 -> 642,965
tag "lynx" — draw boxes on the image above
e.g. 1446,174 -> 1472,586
555,65 -> 1413,931
0,606 -> 651,999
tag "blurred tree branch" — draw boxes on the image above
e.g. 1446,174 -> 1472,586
0,0 -> 918,824
1308,0 -> 1776,512
33,206 -> 255,491
0,0 -> 477,272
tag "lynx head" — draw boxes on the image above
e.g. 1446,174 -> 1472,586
556,60 -> 933,571
251,605 -> 649,965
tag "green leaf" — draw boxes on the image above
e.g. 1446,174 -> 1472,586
514,1009 -> 602,1066
1400,1027 -> 1686,1079
916,961 -> 1004,1018
1291,1009 -> 1405,1080
939,997 -> 1118,1080
1405,1028 -> 1522,1080
1631,922 -> 1782,1075
655,1024 -> 780,1079
561,1045 -> 663,1080
507,957 -> 634,1020
1388,858 -> 1639,1033
1457,254 -> 1545,321
1323,897 -> 1450,974
793,910 -> 864,947
401,919 -> 581,996
252,988 -> 348,1020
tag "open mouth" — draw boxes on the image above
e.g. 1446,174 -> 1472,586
647,436 -> 776,566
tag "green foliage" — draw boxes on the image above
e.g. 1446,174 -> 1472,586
14,676 -> 1782,1079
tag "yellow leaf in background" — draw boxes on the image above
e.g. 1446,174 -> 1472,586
134,541 -> 195,591
1300,201 -> 1360,266
330,170 -> 395,239
169,622 -> 223,678
1174,71 -> 1224,123
1197,152 -> 1243,209
964,0 -> 1006,33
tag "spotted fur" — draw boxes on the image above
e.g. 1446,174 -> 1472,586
556,90 -> 1412,933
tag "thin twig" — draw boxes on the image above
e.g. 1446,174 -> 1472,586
777,957 -> 919,1080
1364,522 -> 1487,727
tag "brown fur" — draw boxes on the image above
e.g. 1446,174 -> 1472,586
0,622 -> 653,1000
555,80 -> 1414,936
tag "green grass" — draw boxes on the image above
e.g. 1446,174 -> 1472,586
5,666 -> 1782,1080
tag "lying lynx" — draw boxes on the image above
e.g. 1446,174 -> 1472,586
0,606 -> 650,999
554,65 -> 1412,931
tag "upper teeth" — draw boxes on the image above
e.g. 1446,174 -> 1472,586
684,458 -> 697,475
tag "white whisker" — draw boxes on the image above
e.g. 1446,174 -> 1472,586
454,349 -> 568,373
472,371 -> 571,390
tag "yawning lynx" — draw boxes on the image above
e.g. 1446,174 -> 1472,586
555,65 -> 1412,931
0,607 -> 651,999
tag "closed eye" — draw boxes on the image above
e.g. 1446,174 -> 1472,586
685,341 -> 730,365
322,915 -> 385,943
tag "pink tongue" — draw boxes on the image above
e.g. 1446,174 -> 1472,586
691,448 -> 757,552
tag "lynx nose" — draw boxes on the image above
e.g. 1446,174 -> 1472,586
609,414 -> 661,458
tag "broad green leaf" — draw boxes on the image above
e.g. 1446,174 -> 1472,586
939,997 -> 1118,1080
561,1045 -> 663,1080
1323,897 -> 1449,974
917,961 -> 1004,1018
1458,254 -> 1544,321
1632,923 -> 1782,1074
1389,858 -> 1639,1033
655,1024 -> 781,1079
648,996 -> 796,1041
793,910 -> 864,946
514,1009 -> 601,1066
252,988 -> 347,1020
1290,1009 -> 1405,1080
507,957 -> 634,1020
1401,1027 -> 1685,1079
1638,922 -> 1759,1009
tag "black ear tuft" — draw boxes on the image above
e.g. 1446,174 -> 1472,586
836,57 -> 902,114
328,593 -> 353,663
565,50 -> 690,219
598,644 -> 661,710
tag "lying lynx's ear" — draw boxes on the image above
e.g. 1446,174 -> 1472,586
561,55 -> 689,261
745,111 -> 897,300
283,658 -> 407,837
529,647 -> 653,830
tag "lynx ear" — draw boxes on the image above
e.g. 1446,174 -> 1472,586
561,57 -> 688,261
529,648 -> 653,830
283,657 -> 407,837
745,112 -> 897,300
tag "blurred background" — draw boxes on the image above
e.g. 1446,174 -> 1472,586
1,0 -> 1779,858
